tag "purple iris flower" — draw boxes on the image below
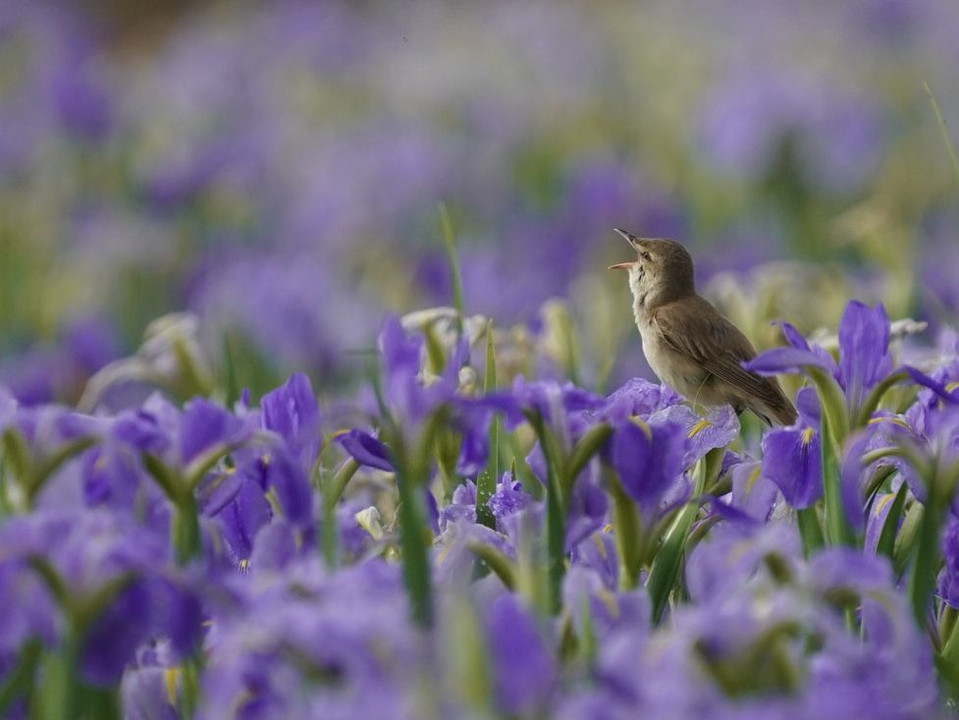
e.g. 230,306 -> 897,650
484,594 -> 557,716
0,510 -> 202,686
334,428 -> 394,472
938,515 -> 959,608
607,418 -> 686,515
180,397 -> 249,466
199,559 -> 420,720
745,300 -> 894,416
761,427 -> 822,509
260,372 -> 321,467
640,526 -> 937,717
649,404 -> 740,468
600,378 -> 681,424
378,314 -> 452,426
730,460 -> 780,522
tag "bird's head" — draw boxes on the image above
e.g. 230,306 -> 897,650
608,229 -> 695,304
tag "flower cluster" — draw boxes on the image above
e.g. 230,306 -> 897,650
2,300 -> 959,718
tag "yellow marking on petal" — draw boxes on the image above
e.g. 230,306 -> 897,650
331,428 -> 351,438
868,415 -> 912,431
591,533 -> 608,560
238,558 -> 250,571
596,588 -> 620,619
947,381 -> 959,393
628,415 -> 652,440
874,493 -> 895,516
687,418 -> 712,439
744,465 -> 762,494
602,523 -> 613,534
801,427 -> 815,447
264,488 -> 283,517
163,667 -> 179,706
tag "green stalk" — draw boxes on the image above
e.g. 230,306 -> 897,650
875,482 -> 909,562
820,412 -> 854,547
908,468 -> 942,628
529,414 -> 567,615
173,493 -> 202,566
808,367 -> 850,448
0,639 -> 40,716
322,458 -> 360,568
796,506 -> 824,558
941,607 -> 959,657
37,630 -> 81,720
925,82 -> 959,191
391,430 -> 434,628
221,332 -> 239,409
438,202 -> 465,337
608,470 -> 643,590
476,320 -> 499,529
854,370 -> 908,428
467,541 -> 518,590
647,447 -> 721,623
544,472 -> 566,615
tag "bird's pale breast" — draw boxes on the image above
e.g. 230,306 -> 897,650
638,319 -> 716,402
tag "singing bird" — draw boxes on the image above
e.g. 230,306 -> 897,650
609,229 -> 797,426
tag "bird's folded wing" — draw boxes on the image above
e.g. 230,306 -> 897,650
653,308 -> 785,406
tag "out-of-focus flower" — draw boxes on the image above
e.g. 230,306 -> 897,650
0,510 -> 202,686
483,593 -> 557,715
260,372 -> 321,467
199,558 -> 422,720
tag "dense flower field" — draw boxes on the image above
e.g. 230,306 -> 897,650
3,1 -> 959,718
3,300 -> 959,719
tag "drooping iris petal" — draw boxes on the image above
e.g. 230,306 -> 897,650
335,429 -> 394,471
264,450 -> 313,528
210,472 -> 273,568
864,487 -> 901,556
609,419 -> 685,512
903,365 -> 959,405
743,346 -> 832,376
652,404 -> 739,467
761,427 -> 822,509
730,460 -> 779,522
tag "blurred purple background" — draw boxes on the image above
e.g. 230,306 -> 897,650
2,0 -> 958,402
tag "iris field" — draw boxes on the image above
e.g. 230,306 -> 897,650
3,1 -> 959,718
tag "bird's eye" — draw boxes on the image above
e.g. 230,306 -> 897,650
641,251 -> 652,261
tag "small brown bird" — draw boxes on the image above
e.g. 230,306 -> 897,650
609,229 -> 797,426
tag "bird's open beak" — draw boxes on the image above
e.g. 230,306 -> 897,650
614,228 -> 640,249
609,228 -> 640,269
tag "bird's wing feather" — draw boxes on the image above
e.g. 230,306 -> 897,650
652,300 -> 786,407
